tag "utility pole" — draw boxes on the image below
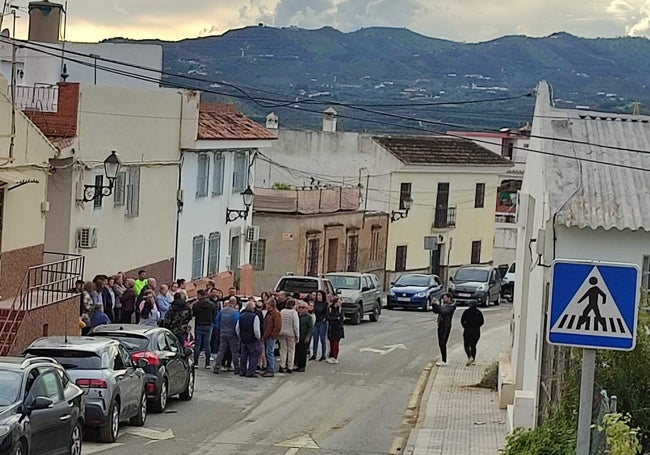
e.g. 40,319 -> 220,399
8,6 -> 17,161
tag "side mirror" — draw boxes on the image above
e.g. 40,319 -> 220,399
449,277 -> 454,282
361,287 -> 370,292
29,396 -> 53,412
336,289 -> 342,295
136,358 -> 148,369
389,282 -> 395,286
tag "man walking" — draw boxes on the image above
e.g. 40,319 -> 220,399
237,301 -> 262,378
461,299 -> 484,366
261,298 -> 281,377
294,302 -> 314,372
432,293 -> 457,367
213,297 -> 241,374
192,289 -> 215,369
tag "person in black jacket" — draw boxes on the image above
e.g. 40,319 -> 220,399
432,293 -> 457,367
461,299 -> 485,366
326,297 -> 345,364
164,293 -> 193,346
192,290 -> 216,369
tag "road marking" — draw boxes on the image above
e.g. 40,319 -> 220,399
359,344 -> 407,355
81,443 -> 124,454
283,449 -> 300,455
276,434 -> 319,449
125,427 -> 175,440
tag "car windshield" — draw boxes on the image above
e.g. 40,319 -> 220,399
327,275 -> 361,290
394,275 -> 430,287
25,349 -> 103,370
276,278 -> 319,294
91,334 -> 149,351
455,268 -> 489,282
0,370 -> 21,405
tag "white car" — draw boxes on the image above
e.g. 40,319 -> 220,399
501,262 -> 515,301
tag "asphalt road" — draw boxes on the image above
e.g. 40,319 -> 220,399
82,304 -> 512,455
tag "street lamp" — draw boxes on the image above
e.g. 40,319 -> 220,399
390,196 -> 413,223
77,151 -> 122,204
226,186 -> 254,223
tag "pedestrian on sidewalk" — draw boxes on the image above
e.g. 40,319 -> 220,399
193,289 -> 216,369
294,301 -> 314,372
120,279 -> 136,323
326,297 -> 345,364
278,299 -> 299,373
237,301 -> 262,378
164,292 -> 193,346
310,290 -> 329,362
212,297 -> 241,374
261,297 -> 281,377
432,293 -> 456,367
461,299 -> 484,366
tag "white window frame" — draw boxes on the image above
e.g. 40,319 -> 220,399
212,152 -> 225,196
207,232 -> 221,275
250,239 -> 266,270
191,235 -> 205,281
232,151 -> 248,193
196,154 -> 210,198
125,167 -> 140,218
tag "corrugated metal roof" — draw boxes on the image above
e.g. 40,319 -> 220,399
373,136 -> 514,167
534,81 -> 650,231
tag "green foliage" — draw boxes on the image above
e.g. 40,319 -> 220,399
596,413 -> 642,455
503,414 -> 576,455
271,182 -> 292,190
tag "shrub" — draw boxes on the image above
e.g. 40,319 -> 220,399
503,413 -> 576,455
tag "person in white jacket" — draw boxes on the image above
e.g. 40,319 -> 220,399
278,299 -> 300,373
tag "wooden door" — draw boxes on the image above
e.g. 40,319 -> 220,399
327,238 -> 338,272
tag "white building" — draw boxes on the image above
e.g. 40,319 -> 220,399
176,103 -> 275,283
505,81 -> 650,430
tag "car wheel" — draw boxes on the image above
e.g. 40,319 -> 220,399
179,368 -> 195,401
129,389 -> 147,426
99,400 -> 120,443
423,299 -> 432,312
494,294 -> 501,306
14,438 -> 27,455
351,306 -> 362,325
69,420 -> 83,455
151,378 -> 168,413
377,299 -> 382,315
387,303 -> 394,310
369,303 -> 379,322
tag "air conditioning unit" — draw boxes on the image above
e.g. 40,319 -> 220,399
245,225 -> 260,242
78,226 -> 98,249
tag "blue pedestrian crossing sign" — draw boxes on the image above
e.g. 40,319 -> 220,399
547,260 -> 641,351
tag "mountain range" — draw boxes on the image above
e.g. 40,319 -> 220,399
108,26 -> 650,133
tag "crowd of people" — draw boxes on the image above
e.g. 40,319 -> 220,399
72,270 -> 346,378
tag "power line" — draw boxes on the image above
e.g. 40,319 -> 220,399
6,37 -> 650,173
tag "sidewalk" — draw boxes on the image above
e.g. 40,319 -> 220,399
404,323 -> 510,455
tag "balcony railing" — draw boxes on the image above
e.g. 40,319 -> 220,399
433,206 -> 456,229
15,85 -> 59,112
22,252 -> 85,310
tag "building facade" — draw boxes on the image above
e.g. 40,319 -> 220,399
251,187 -> 388,293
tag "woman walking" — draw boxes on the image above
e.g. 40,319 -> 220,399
326,297 -> 345,364
278,299 -> 299,373
461,300 -> 484,366
310,290 -> 329,361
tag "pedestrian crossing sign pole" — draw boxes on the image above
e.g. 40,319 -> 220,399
547,259 -> 641,455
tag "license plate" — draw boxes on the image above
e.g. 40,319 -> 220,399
459,293 -> 472,297
397,297 -> 411,302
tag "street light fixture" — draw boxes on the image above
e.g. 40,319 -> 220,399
390,196 -> 413,223
226,186 -> 254,223
77,151 -> 122,204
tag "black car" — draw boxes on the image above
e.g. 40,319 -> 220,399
89,324 -> 195,413
0,356 -> 85,455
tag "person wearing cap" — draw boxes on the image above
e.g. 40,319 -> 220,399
461,299 -> 484,366
432,292 -> 457,367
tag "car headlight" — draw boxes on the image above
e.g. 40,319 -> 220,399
342,298 -> 354,303
476,284 -> 487,292
449,283 -> 455,290
415,291 -> 427,298
0,425 -> 11,438
388,290 -> 395,296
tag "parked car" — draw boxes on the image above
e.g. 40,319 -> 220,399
449,265 -> 502,306
24,336 -> 148,443
387,273 -> 444,311
0,356 -> 85,455
501,262 -> 515,301
326,272 -> 383,324
274,274 -> 336,300
88,324 -> 195,413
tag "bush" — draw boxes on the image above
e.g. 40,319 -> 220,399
503,413 -> 576,455
597,413 -> 642,455
477,361 -> 498,390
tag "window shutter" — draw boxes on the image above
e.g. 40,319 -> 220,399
207,232 -> 221,275
197,154 -> 209,197
192,235 -> 205,280
212,153 -> 224,196
126,167 -> 140,218
113,171 -> 126,206
93,175 -> 103,209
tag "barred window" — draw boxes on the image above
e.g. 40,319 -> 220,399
250,240 -> 266,270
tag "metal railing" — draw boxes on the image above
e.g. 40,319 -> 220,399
433,206 -> 457,229
15,85 -> 59,112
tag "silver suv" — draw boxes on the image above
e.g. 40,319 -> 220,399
326,272 -> 383,324
24,336 -> 148,443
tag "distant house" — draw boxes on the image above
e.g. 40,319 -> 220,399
251,187 -> 388,293
505,81 -> 650,430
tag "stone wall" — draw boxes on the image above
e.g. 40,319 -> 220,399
0,244 -> 44,299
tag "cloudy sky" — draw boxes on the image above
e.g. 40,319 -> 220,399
5,0 -> 650,43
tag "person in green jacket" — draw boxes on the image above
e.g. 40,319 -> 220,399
133,270 -> 148,297
294,302 -> 314,372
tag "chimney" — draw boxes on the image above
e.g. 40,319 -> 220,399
266,112 -> 279,131
28,1 -> 63,43
322,107 -> 337,132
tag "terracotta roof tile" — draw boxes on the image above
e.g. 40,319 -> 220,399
197,109 -> 276,141
374,136 -> 514,167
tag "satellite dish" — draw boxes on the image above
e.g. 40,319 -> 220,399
0,29 -> 10,38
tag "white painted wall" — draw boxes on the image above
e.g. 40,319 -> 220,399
254,128 -> 401,213
494,223 -> 518,265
